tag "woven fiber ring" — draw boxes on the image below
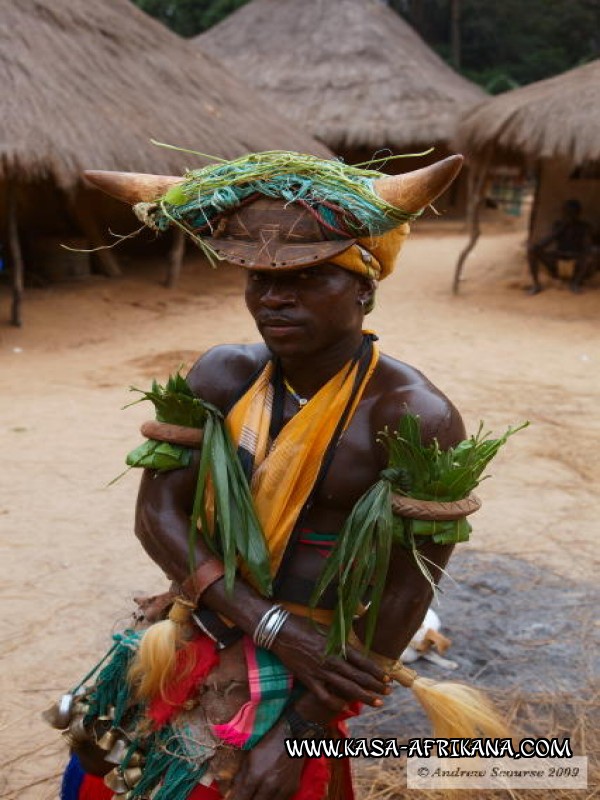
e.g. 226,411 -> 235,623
391,493 -> 481,521
140,420 -> 204,449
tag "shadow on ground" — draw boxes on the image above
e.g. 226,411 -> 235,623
351,549 -> 598,740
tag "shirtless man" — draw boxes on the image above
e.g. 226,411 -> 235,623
527,198 -> 592,294
82,154 -> 465,800
135,268 -> 464,800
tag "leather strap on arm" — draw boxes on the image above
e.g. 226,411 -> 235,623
181,559 -> 226,604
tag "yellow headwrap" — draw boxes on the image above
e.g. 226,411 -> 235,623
330,223 -> 411,280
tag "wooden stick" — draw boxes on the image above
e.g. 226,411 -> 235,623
452,146 -> 493,294
68,189 -> 122,277
7,182 -> 24,327
165,229 -> 185,287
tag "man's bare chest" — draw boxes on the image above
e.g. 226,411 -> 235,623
277,398 -> 386,526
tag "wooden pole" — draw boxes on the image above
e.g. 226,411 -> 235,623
7,181 -> 25,327
528,160 -> 542,246
452,149 -> 492,294
164,229 -> 185,288
68,189 -> 122,277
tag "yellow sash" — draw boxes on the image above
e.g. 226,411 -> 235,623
226,339 -> 379,578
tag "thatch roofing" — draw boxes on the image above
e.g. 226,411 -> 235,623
197,0 -> 486,152
457,60 -> 600,164
0,0 -> 330,191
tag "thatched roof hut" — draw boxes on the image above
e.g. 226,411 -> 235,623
1,0 -> 329,323
1,0 -> 328,188
197,0 -> 485,156
453,60 -> 600,291
457,60 -> 600,166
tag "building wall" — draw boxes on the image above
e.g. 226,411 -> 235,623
334,143 -> 469,218
0,179 -> 171,280
531,158 -> 600,242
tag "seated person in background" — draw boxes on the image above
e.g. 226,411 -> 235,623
527,199 -> 592,294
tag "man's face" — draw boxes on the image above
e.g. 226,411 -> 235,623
245,264 -> 370,358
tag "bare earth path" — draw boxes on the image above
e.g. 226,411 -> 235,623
1,226 -> 598,798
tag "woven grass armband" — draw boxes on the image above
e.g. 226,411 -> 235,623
141,420 -> 204,449
391,493 -> 481,521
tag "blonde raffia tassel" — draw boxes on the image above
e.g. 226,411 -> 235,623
408,675 -> 510,739
348,630 -> 509,739
128,597 -> 195,701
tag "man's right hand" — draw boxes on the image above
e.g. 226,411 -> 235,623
271,614 -> 390,710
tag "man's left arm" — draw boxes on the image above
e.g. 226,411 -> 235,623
354,539 -> 454,658
354,385 -> 466,658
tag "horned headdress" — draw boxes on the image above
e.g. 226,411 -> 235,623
84,151 -> 463,279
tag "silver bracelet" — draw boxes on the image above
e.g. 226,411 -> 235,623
253,605 -> 290,650
253,605 -> 280,647
254,605 -> 287,649
262,607 -> 289,650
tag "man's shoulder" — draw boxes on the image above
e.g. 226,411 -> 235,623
369,353 -> 466,449
186,343 -> 270,412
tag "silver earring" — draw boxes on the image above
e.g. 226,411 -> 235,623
358,298 -> 365,307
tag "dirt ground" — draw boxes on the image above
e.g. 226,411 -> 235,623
1,221 -> 598,798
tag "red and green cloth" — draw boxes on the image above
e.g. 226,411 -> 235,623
62,632 -> 351,800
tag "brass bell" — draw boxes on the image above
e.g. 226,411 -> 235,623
68,715 -> 90,743
96,706 -> 115,722
105,738 -> 129,765
127,751 -> 144,767
42,693 -> 73,729
123,766 -> 143,788
104,768 -> 128,795
97,728 -> 118,751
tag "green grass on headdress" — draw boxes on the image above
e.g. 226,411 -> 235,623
137,151 -> 423,262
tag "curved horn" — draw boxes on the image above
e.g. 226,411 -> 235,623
83,171 -> 182,204
374,155 -> 464,213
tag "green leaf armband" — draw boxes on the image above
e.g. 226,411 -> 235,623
311,414 -> 528,655
390,492 -> 480,547
126,439 -> 192,472
119,372 -> 272,599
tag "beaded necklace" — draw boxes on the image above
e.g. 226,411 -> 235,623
283,378 -> 309,407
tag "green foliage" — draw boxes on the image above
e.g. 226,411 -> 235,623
312,414 -> 528,655
126,372 -> 210,427
311,480 -> 393,655
125,373 -> 272,597
394,0 -> 600,92
383,415 -> 528,502
126,439 -> 192,471
383,414 -> 528,547
131,0 -> 599,91
145,149 -> 421,262
131,0 -> 250,37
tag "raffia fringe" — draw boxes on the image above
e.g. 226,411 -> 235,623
348,630 -> 508,739
128,598 -> 195,702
